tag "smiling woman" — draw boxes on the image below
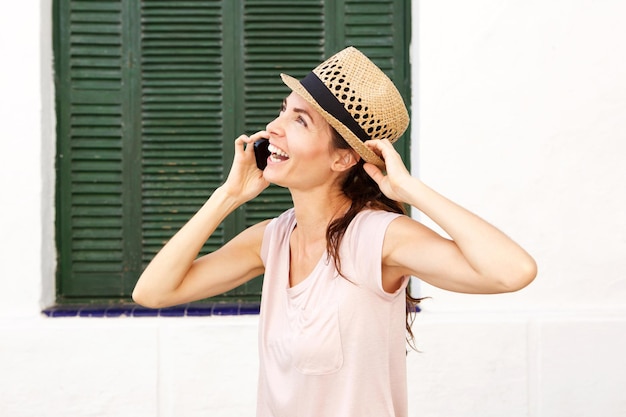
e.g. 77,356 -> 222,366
132,47 -> 536,417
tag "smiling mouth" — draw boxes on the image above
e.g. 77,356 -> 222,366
268,143 -> 290,162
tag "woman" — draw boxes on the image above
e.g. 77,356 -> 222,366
133,47 -> 537,417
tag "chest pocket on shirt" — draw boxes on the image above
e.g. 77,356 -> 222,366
291,304 -> 344,375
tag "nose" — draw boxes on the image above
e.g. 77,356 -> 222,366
266,114 -> 285,138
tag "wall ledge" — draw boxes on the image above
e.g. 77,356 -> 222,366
42,301 -> 260,318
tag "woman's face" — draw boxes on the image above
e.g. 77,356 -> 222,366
263,92 -> 342,190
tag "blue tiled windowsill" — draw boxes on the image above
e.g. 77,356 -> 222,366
42,301 -> 260,318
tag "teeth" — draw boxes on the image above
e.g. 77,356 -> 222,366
268,143 -> 289,158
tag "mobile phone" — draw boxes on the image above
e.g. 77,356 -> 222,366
254,138 -> 271,170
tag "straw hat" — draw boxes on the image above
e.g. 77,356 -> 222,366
281,46 -> 409,168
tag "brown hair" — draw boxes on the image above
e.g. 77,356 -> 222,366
326,129 -> 422,349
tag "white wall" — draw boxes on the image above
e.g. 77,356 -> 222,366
0,1 -> 46,318
0,1 -> 625,416
410,1 -> 626,416
414,0 -> 626,313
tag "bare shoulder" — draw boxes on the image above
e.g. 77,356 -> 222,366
383,215 -> 443,252
222,218 -> 272,253
382,215 -> 452,271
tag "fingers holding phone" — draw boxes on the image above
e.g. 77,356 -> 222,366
224,132 -> 270,202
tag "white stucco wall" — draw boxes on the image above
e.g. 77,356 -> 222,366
1,1 -> 625,416
414,0 -> 626,314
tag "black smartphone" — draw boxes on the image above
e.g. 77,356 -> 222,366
254,138 -> 271,170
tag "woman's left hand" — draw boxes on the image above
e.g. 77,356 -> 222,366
362,139 -> 414,203
364,140 -> 537,295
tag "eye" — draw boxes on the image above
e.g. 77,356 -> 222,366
279,101 -> 286,114
296,115 -> 308,127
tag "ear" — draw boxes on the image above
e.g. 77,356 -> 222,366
331,149 -> 359,173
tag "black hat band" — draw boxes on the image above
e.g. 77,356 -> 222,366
300,72 -> 370,143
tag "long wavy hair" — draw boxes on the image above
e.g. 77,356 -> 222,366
326,129 -> 422,349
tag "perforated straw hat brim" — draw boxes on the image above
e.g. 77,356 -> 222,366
280,47 -> 409,169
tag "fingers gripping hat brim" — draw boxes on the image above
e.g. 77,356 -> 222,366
279,47 -> 410,170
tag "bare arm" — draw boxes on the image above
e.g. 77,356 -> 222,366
365,140 -> 537,294
132,131 -> 271,308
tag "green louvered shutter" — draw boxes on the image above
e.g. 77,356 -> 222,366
55,0 -> 411,302
55,0 -> 225,300
140,1 -> 227,270
55,0 -> 132,297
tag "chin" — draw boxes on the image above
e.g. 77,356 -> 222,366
262,166 -> 289,188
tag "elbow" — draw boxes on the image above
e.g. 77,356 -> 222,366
131,287 -> 149,308
132,272 -> 184,309
131,288 -> 144,306
132,285 -> 162,309
501,257 -> 538,293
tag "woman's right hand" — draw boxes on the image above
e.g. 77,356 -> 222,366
221,131 -> 271,203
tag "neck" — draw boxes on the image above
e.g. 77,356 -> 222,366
289,186 -> 351,240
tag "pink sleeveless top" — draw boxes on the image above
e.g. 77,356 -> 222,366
257,208 -> 409,417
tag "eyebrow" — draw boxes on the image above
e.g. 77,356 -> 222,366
283,98 -> 315,125
293,107 -> 314,124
